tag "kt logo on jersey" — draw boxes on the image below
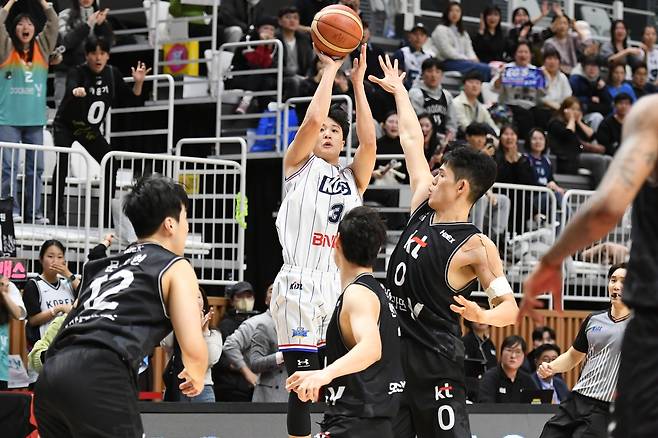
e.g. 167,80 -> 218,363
319,175 -> 351,195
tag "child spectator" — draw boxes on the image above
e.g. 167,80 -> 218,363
392,22 -> 431,89
606,62 -> 637,103
473,5 -> 506,64
0,0 -> 58,224
0,275 -> 26,389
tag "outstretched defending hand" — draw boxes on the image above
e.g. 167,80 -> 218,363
449,295 -> 485,323
349,44 -> 367,84
286,369 -> 333,403
519,260 -> 563,326
368,54 -> 406,95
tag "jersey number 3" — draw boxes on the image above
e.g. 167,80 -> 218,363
328,203 -> 344,224
84,270 -> 134,311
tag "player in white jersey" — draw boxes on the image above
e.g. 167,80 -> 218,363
273,44 -> 377,438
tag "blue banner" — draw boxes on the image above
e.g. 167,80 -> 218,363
502,65 -> 546,89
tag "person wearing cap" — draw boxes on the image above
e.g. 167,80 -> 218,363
473,5 -> 507,64
596,92 -> 633,156
451,69 -> 499,136
392,22 -> 431,89
277,6 -> 314,98
569,55 -> 611,131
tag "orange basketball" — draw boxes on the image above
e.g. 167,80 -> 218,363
311,5 -> 363,59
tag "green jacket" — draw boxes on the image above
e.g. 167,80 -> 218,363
28,314 -> 65,373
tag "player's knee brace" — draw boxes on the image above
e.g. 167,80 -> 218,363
283,351 -> 320,436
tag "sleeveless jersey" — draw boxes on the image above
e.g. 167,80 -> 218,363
48,242 -> 184,371
276,155 -> 362,272
32,276 -> 76,338
421,88 -> 449,133
386,200 -> 480,358
324,273 -> 403,418
625,182 -> 658,308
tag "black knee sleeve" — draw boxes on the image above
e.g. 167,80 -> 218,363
283,351 -> 320,436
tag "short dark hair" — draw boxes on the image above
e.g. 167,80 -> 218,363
614,92 -> 633,105
337,206 -> 387,267
501,335 -> 527,354
85,37 -> 111,54
462,69 -> 483,83
278,6 -> 299,17
543,47 -> 561,62
442,146 -> 497,203
465,122 -> 489,137
123,174 -> 190,238
327,104 -> 350,142
534,343 -> 561,360
633,62 -> 648,74
421,57 -> 443,72
515,41 -> 531,55
39,239 -> 66,260
608,262 -> 628,278
582,55 -> 600,67
532,325 -> 556,342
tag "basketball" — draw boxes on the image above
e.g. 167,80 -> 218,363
311,5 -> 363,59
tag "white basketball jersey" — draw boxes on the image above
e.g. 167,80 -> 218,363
34,276 -> 75,337
276,155 -> 362,272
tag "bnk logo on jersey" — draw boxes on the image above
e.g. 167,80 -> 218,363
292,326 -> 309,337
319,175 -> 351,195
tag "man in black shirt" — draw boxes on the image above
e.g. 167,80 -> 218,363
521,93 -> 658,438
34,174 -> 208,438
286,206 -> 403,438
596,92 -> 632,156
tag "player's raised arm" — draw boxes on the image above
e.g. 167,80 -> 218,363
348,45 -> 377,194
284,49 -> 343,177
520,94 -> 658,323
369,55 -> 433,212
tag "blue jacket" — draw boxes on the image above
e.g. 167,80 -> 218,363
531,372 -> 570,404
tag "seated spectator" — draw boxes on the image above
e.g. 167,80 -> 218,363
392,22 -> 431,89
409,58 -> 457,141
542,14 -> 584,75
571,38 -> 605,77
349,21 -> 384,82
430,1 -> 491,81
452,70 -> 499,136
640,25 -> 658,83
24,240 -> 79,347
494,41 -> 546,136
0,0 -> 57,224
479,335 -> 537,403
536,48 -> 572,128
277,6 -> 314,99
629,63 -> 658,99
294,0 -> 335,33
524,128 -> 566,211
523,325 -> 556,373
0,275 -> 26,389
463,317 -> 497,402
569,55 -> 611,131
418,113 -> 442,169
606,62 -> 637,103
248,285 -> 288,402
531,343 -> 570,404
597,92 -> 632,156
547,97 -> 612,188
219,0 -> 265,44
55,0 -> 113,107
600,20 -> 643,69
473,5 -> 506,64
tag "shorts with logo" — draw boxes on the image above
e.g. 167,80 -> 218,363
271,264 -> 340,352
317,415 -> 393,438
393,338 -> 471,438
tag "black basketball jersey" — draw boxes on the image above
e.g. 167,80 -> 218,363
625,182 -> 658,308
48,242 -> 184,371
421,88 -> 448,133
324,273 -> 404,419
386,200 -> 480,358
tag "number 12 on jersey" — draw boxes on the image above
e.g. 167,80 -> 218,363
84,270 -> 135,311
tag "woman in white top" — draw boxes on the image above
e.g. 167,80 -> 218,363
430,1 -> 491,81
640,25 -> 658,84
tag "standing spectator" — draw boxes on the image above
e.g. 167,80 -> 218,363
430,1 -> 491,81
392,22 -> 430,89
277,6 -> 313,99
0,276 -> 26,389
537,48 -> 571,128
409,58 -> 457,141
219,0 -> 265,44
542,14 -> 585,75
494,41 -> 546,136
473,5 -> 506,64
597,92 -> 632,157
606,62 -> 637,103
569,55 -> 611,130
451,70 -> 499,136
55,1 -> 113,107
524,128 -> 566,210
640,25 -> 658,83
0,0 -> 57,224
547,96 -> 612,188
49,38 -> 149,225
294,0 -> 335,33
629,63 -> 657,99
479,335 -> 537,403
23,240 -> 79,346
531,343 -> 569,404
600,20 -> 643,69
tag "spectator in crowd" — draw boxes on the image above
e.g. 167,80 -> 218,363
294,0 -> 335,33
0,276 -> 26,389
494,41 -> 546,136
629,63 -> 657,99
537,48 -> 571,128
23,240 -> 79,347
640,25 -> 658,83
569,55 -> 611,130
248,285 -> 288,402
597,92 -> 632,157
479,335 -> 537,403
219,0 -> 265,44
606,62 -> 637,103
463,319 -> 497,370
430,1 -> 491,80
213,281 -> 260,401
571,38 -> 605,77
161,287 -> 222,402
524,128 -> 566,209
523,325 -> 556,372
409,58 -> 457,142
392,22 -> 430,89
531,343 -> 569,404
55,0 -> 113,107
452,70 -> 499,136
505,2 -> 558,57
542,14 -> 585,75
277,6 -> 314,99
473,5 -> 506,64
0,0 -> 57,224
296,55 -> 344,118
418,113 -> 442,169
49,37 -> 148,225
600,20 -> 643,69
547,96 -> 611,188
349,21 -> 384,82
